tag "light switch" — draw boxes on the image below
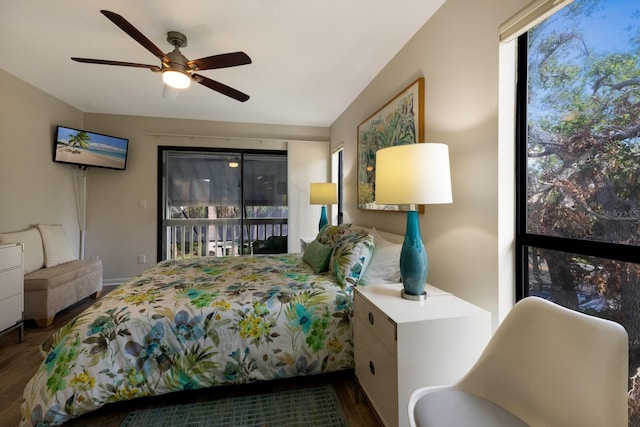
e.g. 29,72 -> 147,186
139,199 -> 147,209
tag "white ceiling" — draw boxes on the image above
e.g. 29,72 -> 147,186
0,0 -> 445,127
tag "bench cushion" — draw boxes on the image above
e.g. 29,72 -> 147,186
413,390 -> 528,427
24,259 -> 102,291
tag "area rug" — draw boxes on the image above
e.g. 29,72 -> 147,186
119,384 -> 348,427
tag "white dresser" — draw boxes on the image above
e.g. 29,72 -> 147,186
354,283 -> 491,427
0,243 -> 24,341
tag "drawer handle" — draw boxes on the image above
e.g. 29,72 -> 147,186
368,312 -> 374,325
369,361 -> 376,375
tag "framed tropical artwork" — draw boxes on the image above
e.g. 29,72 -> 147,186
357,77 -> 424,211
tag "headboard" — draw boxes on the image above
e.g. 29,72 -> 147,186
352,225 -> 404,244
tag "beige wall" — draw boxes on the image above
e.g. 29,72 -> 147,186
0,70 -> 329,281
0,68 -> 84,254
82,114 -> 329,281
330,0 -> 529,328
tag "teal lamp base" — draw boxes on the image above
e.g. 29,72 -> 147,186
318,205 -> 329,231
400,210 -> 428,300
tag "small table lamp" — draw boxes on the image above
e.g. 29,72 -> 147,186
375,143 -> 452,300
310,183 -> 338,230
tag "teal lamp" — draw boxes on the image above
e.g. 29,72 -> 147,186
310,183 -> 338,231
375,143 -> 452,300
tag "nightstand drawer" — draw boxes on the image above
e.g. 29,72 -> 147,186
355,292 -> 396,354
0,244 -> 22,271
0,267 -> 22,300
355,326 -> 398,427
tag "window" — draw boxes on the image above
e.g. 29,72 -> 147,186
158,147 -> 288,259
516,0 -> 640,417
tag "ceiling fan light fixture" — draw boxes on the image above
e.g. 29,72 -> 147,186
72,11 -> 250,101
162,69 -> 191,89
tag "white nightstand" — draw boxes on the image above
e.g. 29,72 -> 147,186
354,283 -> 491,427
0,243 -> 24,342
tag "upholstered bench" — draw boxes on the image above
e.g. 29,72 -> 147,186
24,258 -> 102,327
0,224 -> 103,327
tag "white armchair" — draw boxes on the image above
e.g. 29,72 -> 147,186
408,296 -> 628,427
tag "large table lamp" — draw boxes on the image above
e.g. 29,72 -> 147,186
310,183 -> 338,230
375,143 -> 452,300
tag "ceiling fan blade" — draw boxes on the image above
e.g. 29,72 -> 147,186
187,52 -> 252,71
71,57 -> 161,71
100,10 -> 169,63
193,74 -> 250,102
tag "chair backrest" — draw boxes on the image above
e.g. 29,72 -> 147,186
459,296 -> 628,427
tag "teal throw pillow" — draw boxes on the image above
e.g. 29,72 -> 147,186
303,240 -> 332,273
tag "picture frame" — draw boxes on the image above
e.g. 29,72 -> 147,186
357,77 -> 424,211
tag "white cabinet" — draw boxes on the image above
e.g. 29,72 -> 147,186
287,141 -> 330,253
354,283 -> 491,427
0,243 -> 24,341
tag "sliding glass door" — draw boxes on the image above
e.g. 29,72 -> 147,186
158,147 -> 287,260
242,153 -> 288,253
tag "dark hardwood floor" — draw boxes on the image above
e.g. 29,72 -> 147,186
0,287 -> 382,426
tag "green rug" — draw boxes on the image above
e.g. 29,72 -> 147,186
119,384 -> 348,427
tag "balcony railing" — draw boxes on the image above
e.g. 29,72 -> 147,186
162,218 -> 287,260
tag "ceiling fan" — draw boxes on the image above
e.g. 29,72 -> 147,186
72,10 -> 251,102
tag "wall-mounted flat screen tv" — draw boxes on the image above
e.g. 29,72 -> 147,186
54,126 -> 129,170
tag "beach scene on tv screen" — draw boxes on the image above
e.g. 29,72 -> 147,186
56,128 -> 127,169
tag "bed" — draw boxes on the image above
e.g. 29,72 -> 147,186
20,225 -> 403,426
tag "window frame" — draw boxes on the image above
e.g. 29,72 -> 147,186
156,145 -> 287,260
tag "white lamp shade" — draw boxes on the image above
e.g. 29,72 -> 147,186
375,143 -> 452,205
310,183 -> 338,205
162,70 -> 191,89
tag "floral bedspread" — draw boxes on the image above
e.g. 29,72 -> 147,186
21,254 -> 354,426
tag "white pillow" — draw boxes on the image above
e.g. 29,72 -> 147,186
360,228 -> 402,285
37,224 -> 76,267
368,227 -> 391,245
0,227 -> 44,274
